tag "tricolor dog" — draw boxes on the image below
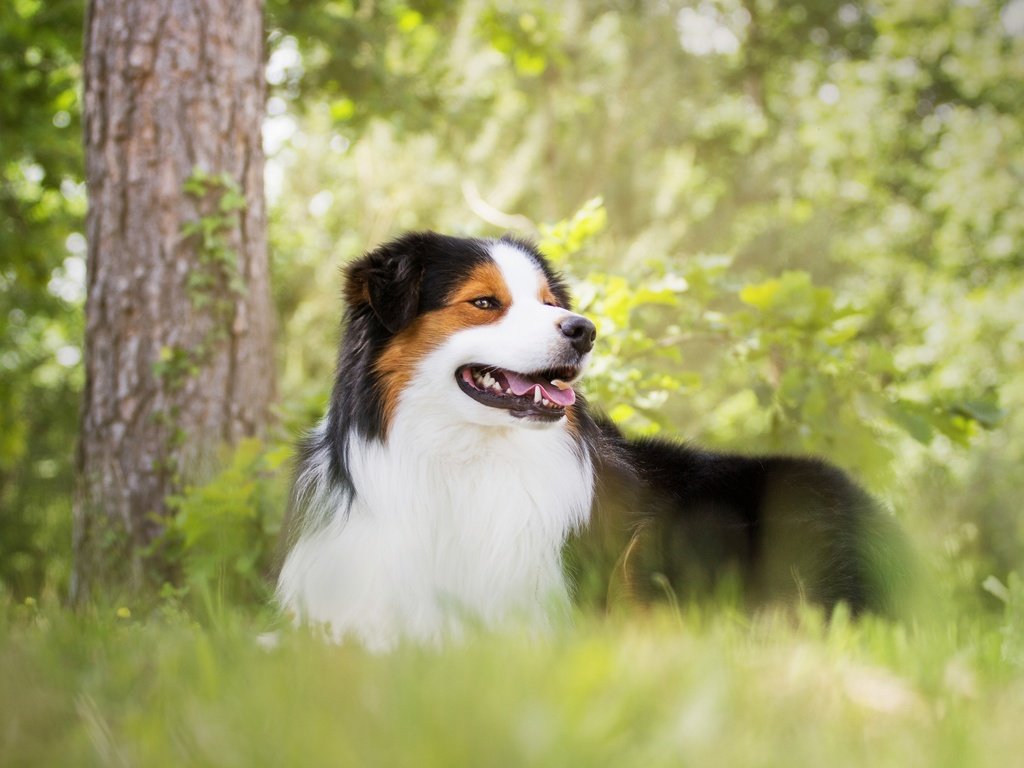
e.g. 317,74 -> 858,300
276,233 -> 902,649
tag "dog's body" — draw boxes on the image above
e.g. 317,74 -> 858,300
277,233 -> 902,649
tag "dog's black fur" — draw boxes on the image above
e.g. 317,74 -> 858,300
571,418 -> 906,616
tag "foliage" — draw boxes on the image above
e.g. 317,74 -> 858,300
180,168 -> 250,312
983,573 -> 1024,668
159,440 -> 291,607
153,168 -> 250,399
265,0 -> 462,132
536,197 -> 1001,488
0,0 -> 84,595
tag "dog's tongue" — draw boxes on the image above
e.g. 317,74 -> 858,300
504,371 -> 576,406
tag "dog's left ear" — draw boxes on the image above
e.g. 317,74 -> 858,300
344,235 -> 427,334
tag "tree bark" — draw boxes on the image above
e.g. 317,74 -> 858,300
74,0 -> 273,600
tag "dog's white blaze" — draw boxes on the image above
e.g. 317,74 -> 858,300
488,240 -> 547,304
276,239 -> 595,651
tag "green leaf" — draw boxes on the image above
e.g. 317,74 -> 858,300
886,401 -> 935,445
609,403 -> 636,423
951,399 -> 1005,429
219,189 -> 247,213
330,98 -> 356,122
738,279 -> 781,310
397,9 -> 423,32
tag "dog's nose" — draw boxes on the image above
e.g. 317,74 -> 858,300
558,315 -> 596,355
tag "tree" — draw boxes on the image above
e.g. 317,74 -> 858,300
73,0 -> 274,600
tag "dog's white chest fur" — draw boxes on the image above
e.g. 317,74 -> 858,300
277,412 -> 593,650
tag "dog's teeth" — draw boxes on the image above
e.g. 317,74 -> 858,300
491,382 -> 502,392
504,388 -> 511,394
533,387 -> 541,404
551,379 -> 571,390
542,398 -> 550,407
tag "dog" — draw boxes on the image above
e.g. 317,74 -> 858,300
276,232 -> 904,649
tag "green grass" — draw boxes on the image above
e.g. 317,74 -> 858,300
2,596 -> 1023,767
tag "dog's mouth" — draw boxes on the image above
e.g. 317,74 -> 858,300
456,364 -> 579,421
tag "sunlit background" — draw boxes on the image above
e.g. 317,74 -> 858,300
4,0 -> 1024,612
3,1 -> 1024,763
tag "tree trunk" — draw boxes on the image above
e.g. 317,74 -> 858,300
73,0 -> 273,600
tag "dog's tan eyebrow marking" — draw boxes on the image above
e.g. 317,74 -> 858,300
445,261 -> 513,308
538,282 -> 561,307
374,261 -> 512,433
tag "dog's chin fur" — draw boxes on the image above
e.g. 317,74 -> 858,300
277,232 -> 907,651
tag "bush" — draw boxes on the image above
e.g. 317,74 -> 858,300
160,439 -> 290,607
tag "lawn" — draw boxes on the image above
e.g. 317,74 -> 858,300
3,595 -> 1022,767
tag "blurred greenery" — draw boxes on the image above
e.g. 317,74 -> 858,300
2,0 -> 1024,760
2,594 -> 1024,766
1,0 -> 84,595
159,439 -> 290,607
264,0 -> 1024,604
2,0 -> 1024,761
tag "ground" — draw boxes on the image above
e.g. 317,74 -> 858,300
2,597 -> 1022,766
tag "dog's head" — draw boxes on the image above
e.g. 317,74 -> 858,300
341,232 -> 595,433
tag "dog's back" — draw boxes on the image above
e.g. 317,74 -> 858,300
570,419 -> 910,616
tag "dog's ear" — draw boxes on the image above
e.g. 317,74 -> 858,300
344,236 -> 426,334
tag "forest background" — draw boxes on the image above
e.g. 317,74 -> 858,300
2,0 -> 1024,764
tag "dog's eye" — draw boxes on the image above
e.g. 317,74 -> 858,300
470,297 -> 500,310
